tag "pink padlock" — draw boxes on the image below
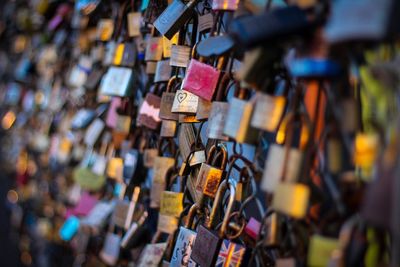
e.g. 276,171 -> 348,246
244,217 -> 261,240
182,59 -> 220,101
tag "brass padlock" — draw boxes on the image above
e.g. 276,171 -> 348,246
196,144 -> 228,198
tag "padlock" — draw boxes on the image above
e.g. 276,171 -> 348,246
145,36 -> 163,61
196,144 -> 227,198
150,138 -> 176,208
160,76 -> 180,121
207,73 -> 231,140
137,85 -> 162,130
170,45 -> 192,68
136,242 -> 168,267
272,182 -> 310,219
155,60 -> 173,83
212,0 -> 239,11
112,186 -> 140,229
182,48 -> 220,101
157,172 -> 183,234
153,0 -> 198,39
160,120 -> 178,138
103,41 -> 117,66
190,179 -> 236,267
251,91 -> 287,132
100,230 -> 122,266
308,235 -> 339,267
223,86 -> 259,144
96,18 -> 114,41
121,42 -> 137,67
127,11 -> 141,37
196,98 -> 212,121
120,211 -> 148,249
99,66 -> 133,97
171,88 -> 199,114
263,212 -> 281,247
170,204 -> 200,267
261,112 -> 309,193
163,33 -> 179,58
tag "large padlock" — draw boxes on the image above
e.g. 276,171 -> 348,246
160,76 -> 181,121
153,0 -> 198,40
170,204 -> 200,267
190,179 -> 236,267
182,47 -> 220,101
261,112 -> 309,193
196,144 -> 228,198
223,86 -> 259,144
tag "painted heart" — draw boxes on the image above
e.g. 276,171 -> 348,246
177,92 -> 187,103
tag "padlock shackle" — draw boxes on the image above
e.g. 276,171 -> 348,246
166,75 -> 181,93
206,143 -> 228,170
215,72 -> 234,101
184,203 -> 200,229
207,179 -> 236,238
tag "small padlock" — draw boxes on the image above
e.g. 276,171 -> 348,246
170,204 -> 200,267
251,91 -> 287,132
136,242 -> 168,267
261,112 -> 309,193
155,60 -> 173,83
160,76 -> 181,121
207,73 -> 233,140
153,0 -> 198,39
99,228 -> 121,266
170,45 -> 192,68
127,11 -> 141,37
223,86 -> 259,144
96,19 -> 114,41
212,0 -> 239,11
272,182 -> 310,219
137,85 -> 162,130
196,144 -> 227,198
160,120 -> 178,138
150,138 -> 176,208
171,89 -> 199,114
190,179 -> 236,267
145,36 -> 163,61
